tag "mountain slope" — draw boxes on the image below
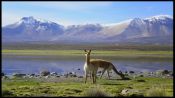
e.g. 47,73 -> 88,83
106,15 -> 173,44
2,15 -> 173,45
2,16 -> 64,42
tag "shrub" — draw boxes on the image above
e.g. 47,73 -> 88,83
145,86 -> 167,97
83,88 -> 109,97
2,90 -> 15,97
40,70 -> 50,76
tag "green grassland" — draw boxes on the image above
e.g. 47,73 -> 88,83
2,77 -> 173,97
2,49 -> 173,60
2,44 -> 173,97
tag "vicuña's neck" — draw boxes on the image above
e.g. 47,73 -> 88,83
85,55 -> 90,65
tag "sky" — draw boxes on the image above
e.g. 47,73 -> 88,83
2,1 -> 173,26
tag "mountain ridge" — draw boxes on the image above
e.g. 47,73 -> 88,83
2,15 -> 173,45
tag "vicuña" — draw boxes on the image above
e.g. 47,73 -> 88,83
83,49 -> 125,84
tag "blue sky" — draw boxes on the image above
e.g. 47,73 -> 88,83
2,1 -> 173,26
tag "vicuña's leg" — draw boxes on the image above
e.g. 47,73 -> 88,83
84,73 -> 88,84
107,70 -> 110,79
90,72 -> 92,79
94,71 -> 97,83
100,69 -> 106,79
92,72 -> 95,84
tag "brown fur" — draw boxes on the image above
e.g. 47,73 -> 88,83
90,59 -> 125,79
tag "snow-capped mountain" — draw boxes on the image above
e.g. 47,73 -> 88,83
105,15 -> 173,44
2,15 -> 173,44
2,16 -> 64,41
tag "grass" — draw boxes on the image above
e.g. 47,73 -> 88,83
2,77 -> 173,97
145,85 -> 167,97
2,49 -> 173,59
83,87 -> 109,97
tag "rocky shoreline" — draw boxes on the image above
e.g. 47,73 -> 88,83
2,69 -> 173,80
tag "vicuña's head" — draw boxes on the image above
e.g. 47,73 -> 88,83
119,71 -> 125,79
84,49 -> 91,57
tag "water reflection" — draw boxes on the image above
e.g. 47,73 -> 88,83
2,55 -> 173,75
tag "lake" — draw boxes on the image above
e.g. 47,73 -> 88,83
2,55 -> 173,76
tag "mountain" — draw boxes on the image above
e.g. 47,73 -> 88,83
2,16 -> 64,42
103,15 -> 173,44
2,15 -> 173,45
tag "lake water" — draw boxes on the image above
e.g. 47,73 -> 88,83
2,55 -> 173,76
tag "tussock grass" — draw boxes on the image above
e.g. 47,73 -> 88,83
2,76 -> 173,97
83,87 -> 109,97
145,85 -> 167,97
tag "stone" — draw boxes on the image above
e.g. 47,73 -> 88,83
76,68 -> 80,70
2,76 -> 9,80
120,89 -> 142,97
12,73 -> 26,78
68,72 -> 73,75
2,73 -> 4,77
78,76 -> 83,78
30,74 -> 35,76
139,75 -> 144,77
56,75 -> 60,77
156,70 -> 171,76
129,71 -> 135,74
40,71 -> 50,76
50,72 -> 57,76
71,74 -> 77,77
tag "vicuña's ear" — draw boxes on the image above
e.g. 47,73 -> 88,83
89,50 -> 91,53
84,49 -> 87,52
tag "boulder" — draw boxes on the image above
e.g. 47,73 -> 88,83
50,72 -> 57,76
156,70 -> 171,76
78,76 -> 83,78
40,71 -> 50,76
71,74 -> 77,77
2,73 -> 4,77
12,73 -> 26,78
120,89 -> 143,97
2,76 -> 9,80
129,71 -> 135,74
76,68 -> 80,70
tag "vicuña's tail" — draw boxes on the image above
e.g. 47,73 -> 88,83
111,64 -> 125,79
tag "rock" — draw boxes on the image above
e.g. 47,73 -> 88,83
120,89 -> 143,97
45,76 -> 50,79
121,89 -> 129,95
78,76 -> 83,78
71,74 -> 77,77
72,72 -> 76,75
162,70 -> 170,75
129,71 -> 135,74
63,73 -> 68,78
40,71 -> 50,76
139,75 -> 144,77
50,72 -> 57,76
137,79 -> 146,82
56,75 -> 60,77
76,68 -> 80,70
156,70 -> 171,76
68,72 -> 73,75
2,90 -> 15,96
2,76 -> 9,80
12,73 -> 26,78
30,74 -> 35,76
2,73 -> 4,77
